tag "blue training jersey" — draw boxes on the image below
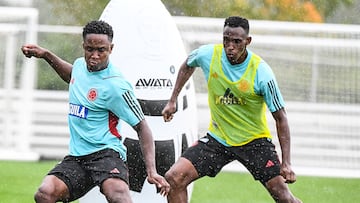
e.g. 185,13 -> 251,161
187,44 -> 285,113
68,57 -> 144,160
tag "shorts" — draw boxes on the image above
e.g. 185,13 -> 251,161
124,137 -> 175,192
182,134 -> 281,184
48,148 -> 129,201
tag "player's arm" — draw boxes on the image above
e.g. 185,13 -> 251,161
272,109 -> 291,164
258,63 -> 297,183
162,59 -> 195,122
133,120 -> 170,196
21,44 -> 72,83
271,109 -> 296,183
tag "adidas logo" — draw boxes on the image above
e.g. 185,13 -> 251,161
215,88 -> 246,105
265,160 -> 275,168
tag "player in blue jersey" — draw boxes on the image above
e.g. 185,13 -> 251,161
21,20 -> 169,203
162,16 -> 302,203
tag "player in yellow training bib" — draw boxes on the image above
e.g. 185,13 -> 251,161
162,16 -> 302,203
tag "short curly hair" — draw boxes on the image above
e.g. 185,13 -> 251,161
82,20 -> 113,42
224,16 -> 249,34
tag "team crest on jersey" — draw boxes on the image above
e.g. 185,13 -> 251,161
87,88 -> 97,101
238,80 -> 250,92
69,103 -> 88,118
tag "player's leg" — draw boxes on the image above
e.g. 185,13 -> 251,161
101,178 -> 132,203
165,157 -> 199,203
165,134 -> 233,203
235,138 -> 301,203
34,154 -> 92,203
36,155 -> 95,202
88,149 -> 131,203
34,175 -> 69,203
265,176 -> 302,203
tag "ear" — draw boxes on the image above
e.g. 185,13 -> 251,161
110,44 -> 114,53
246,36 -> 252,45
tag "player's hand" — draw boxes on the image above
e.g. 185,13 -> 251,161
21,44 -> 46,58
147,172 -> 170,196
280,163 -> 297,184
162,101 -> 176,122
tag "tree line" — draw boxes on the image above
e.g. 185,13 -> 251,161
30,0 -> 354,90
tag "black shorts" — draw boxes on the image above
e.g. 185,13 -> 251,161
182,134 -> 281,184
48,148 -> 129,201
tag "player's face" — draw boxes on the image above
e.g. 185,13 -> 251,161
83,34 -> 113,72
223,26 -> 251,65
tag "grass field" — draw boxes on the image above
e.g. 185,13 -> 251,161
190,171 -> 360,203
0,161 -> 359,203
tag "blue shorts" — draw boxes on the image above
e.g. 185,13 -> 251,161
182,134 -> 281,184
48,148 -> 128,201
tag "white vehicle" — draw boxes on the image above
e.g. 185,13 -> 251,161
80,0 -> 198,202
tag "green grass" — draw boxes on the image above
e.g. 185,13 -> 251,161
1,161 -> 359,203
191,171 -> 360,203
0,160 -> 59,203
0,160 -> 80,203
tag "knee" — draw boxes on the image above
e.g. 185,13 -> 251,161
101,179 -> 132,202
34,189 -> 43,202
34,187 -> 54,202
164,169 -> 188,190
164,170 -> 174,184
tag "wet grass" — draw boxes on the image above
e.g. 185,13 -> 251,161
0,161 -> 359,203
191,171 -> 360,203
0,160 -> 80,203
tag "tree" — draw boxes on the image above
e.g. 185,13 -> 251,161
29,0 -> 355,90
311,0 -> 354,19
31,0 -> 110,90
35,0 -> 354,24
34,0 -> 110,25
162,0 -> 354,23
253,0 -> 323,22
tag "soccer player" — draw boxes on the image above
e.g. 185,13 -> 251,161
162,16 -> 302,203
21,20 -> 169,203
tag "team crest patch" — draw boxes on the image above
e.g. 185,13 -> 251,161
87,88 -> 97,101
238,80 -> 250,92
